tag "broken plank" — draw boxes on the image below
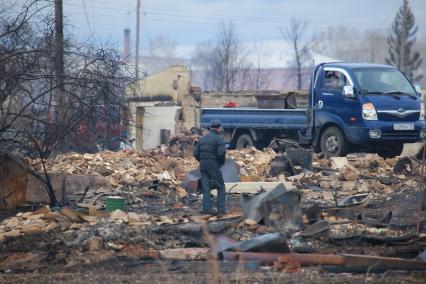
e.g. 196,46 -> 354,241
224,182 -> 296,194
159,248 -> 210,260
359,175 -> 400,184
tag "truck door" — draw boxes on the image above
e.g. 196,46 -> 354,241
316,68 -> 358,128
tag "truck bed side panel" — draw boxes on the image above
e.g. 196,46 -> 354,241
201,108 -> 308,130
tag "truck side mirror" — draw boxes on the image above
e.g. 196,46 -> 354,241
415,85 -> 422,95
343,86 -> 355,98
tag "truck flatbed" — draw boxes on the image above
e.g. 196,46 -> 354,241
201,108 -> 308,130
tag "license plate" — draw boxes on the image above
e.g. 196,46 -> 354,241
393,123 -> 414,130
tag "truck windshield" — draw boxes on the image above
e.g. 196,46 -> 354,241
353,68 -> 417,97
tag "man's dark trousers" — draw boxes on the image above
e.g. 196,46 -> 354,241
200,168 -> 226,213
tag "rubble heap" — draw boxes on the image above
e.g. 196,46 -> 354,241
0,205 -> 258,262
30,147 -> 278,185
2,144 -> 426,277
30,147 -> 198,188
227,147 -> 277,181
27,145 -> 277,210
28,144 -> 423,211
28,146 -> 199,210
288,153 -> 422,206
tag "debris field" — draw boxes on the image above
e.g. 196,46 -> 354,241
1,141 -> 426,283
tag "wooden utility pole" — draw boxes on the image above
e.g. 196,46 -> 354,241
135,0 -> 141,79
54,0 -> 67,151
54,0 -> 64,85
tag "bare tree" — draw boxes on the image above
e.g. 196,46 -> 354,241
0,0 -> 130,207
365,30 -> 388,63
190,21 -> 273,92
313,26 -> 354,61
145,34 -> 180,73
281,18 -> 311,90
192,21 -> 251,92
313,27 -> 389,64
213,21 -> 241,92
148,34 -> 176,59
242,42 -> 271,92
191,41 -> 213,90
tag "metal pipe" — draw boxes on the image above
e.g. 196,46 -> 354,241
219,252 -> 293,265
220,252 -> 345,266
341,253 -> 426,272
220,252 -> 426,272
278,254 -> 344,266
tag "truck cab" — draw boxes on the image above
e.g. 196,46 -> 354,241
311,63 -> 425,156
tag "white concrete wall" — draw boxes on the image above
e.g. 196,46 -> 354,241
142,106 -> 181,149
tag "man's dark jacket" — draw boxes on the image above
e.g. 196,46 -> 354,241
193,130 -> 226,170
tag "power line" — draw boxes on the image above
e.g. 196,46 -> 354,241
64,9 -> 426,30
63,16 -> 426,32
70,21 -> 271,37
63,2 -> 426,26
62,1 -> 426,45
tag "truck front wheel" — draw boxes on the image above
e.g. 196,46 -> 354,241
235,134 -> 254,149
320,127 -> 347,157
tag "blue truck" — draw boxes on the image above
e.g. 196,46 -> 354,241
201,63 -> 426,156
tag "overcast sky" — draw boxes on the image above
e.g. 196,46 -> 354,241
63,0 -> 426,52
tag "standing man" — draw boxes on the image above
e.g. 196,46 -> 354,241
194,120 -> 226,215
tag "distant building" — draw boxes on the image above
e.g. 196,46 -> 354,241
125,66 -> 198,150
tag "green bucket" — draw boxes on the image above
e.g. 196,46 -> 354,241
106,196 -> 126,212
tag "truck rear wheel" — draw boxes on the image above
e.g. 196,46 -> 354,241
320,127 -> 347,157
235,134 -> 254,149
